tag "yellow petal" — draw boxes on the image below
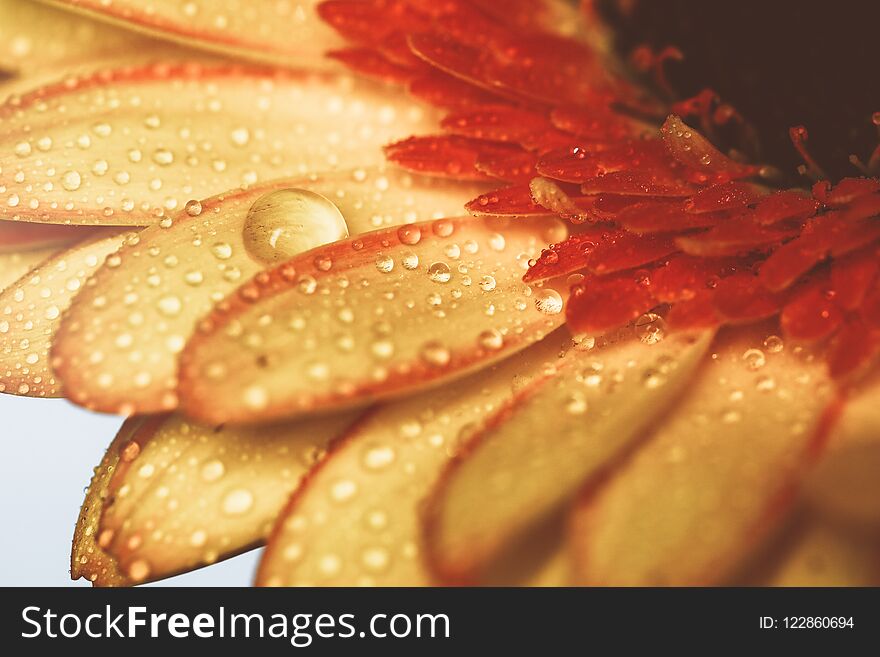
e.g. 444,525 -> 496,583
0,230 -> 126,397
53,169 -> 486,415
745,514 -> 880,586
180,215 -> 568,425
42,0 -> 345,69
425,326 -> 712,582
257,331 -> 570,586
71,416 -> 141,587
1,65 -> 438,225
569,325 -> 834,585
82,410 -> 358,585
805,374 -> 880,529
1,0 -> 164,76
0,247 -> 60,291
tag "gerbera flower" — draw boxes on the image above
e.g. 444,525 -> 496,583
0,0 -> 877,587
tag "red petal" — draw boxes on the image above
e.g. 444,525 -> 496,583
614,200 -> 721,234
474,148 -> 537,182
754,190 -> 820,226
537,140 -> 673,183
828,319 -> 880,379
580,170 -> 698,197
550,105 -> 644,141
675,219 -> 796,257
408,31 -> 496,93
566,273 -> 655,334
442,105 -> 552,144
830,246 -> 880,311
466,184 -> 547,216
815,177 -> 880,207
523,228 -> 610,283
328,47 -> 417,84
838,192 -> 880,222
666,291 -> 722,329
713,273 -> 785,322
860,282 -> 880,329
584,232 -> 677,276
758,214 -> 845,291
780,278 -> 844,342
408,70 -> 505,110
384,135 -> 492,180
650,255 -> 736,303
684,181 -> 766,213
660,115 -> 758,182
318,0 -> 428,45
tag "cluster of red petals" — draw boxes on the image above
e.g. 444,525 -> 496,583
318,0 -> 880,380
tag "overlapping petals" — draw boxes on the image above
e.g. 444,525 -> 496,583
0,0 -> 876,589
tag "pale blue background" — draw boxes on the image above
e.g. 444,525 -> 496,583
0,395 -> 260,586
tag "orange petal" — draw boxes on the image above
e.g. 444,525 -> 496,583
1,64 -> 439,225
0,229 -> 127,397
71,417 -> 142,587
569,325 -> 834,585
53,169 -> 485,415
424,327 -> 713,583
805,374 -> 880,529
257,331 -> 568,586
180,215 -> 569,425
43,0 -> 345,68
88,410 -> 357,585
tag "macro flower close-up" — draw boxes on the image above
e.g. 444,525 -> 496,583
1,0 -> 878,589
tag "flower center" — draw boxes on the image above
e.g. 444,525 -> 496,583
600,0 -> 879,180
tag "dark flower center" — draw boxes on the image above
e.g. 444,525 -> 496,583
600,0 -> 879,181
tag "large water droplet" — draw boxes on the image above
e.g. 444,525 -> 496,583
534,288 -> 563,314
242,189 -> 349,265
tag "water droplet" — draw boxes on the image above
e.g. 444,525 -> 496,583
428,262 -> 451,283
222,489 -> 254,515
243,385 -> 268,410
763,335 -> 784,353
330,479 -> 357,502
742,348 -> 766,371
397,225 -> 421,245
184,199 -> 203,217
128,560 -> 151,582
535,289 -> 563,314
478,329 -> 504,350
242,189 -> 348,265
420,341 -> 451,366
362,445 -> 396,470
635,312 -> 666,344
375,254 -> 394,273
361,546 -> 390,572
61,170 -> 81,191
211,242 -> 233,260
201,459 -> 225,482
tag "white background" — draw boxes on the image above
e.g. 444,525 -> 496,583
0,394 -> 260,586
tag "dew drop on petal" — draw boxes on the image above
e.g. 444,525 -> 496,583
242,189 -> 349,265
420,341 -> 451,366
534,288 -> 563,314
428,262 -> 451,283
222,489 -> 254,515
